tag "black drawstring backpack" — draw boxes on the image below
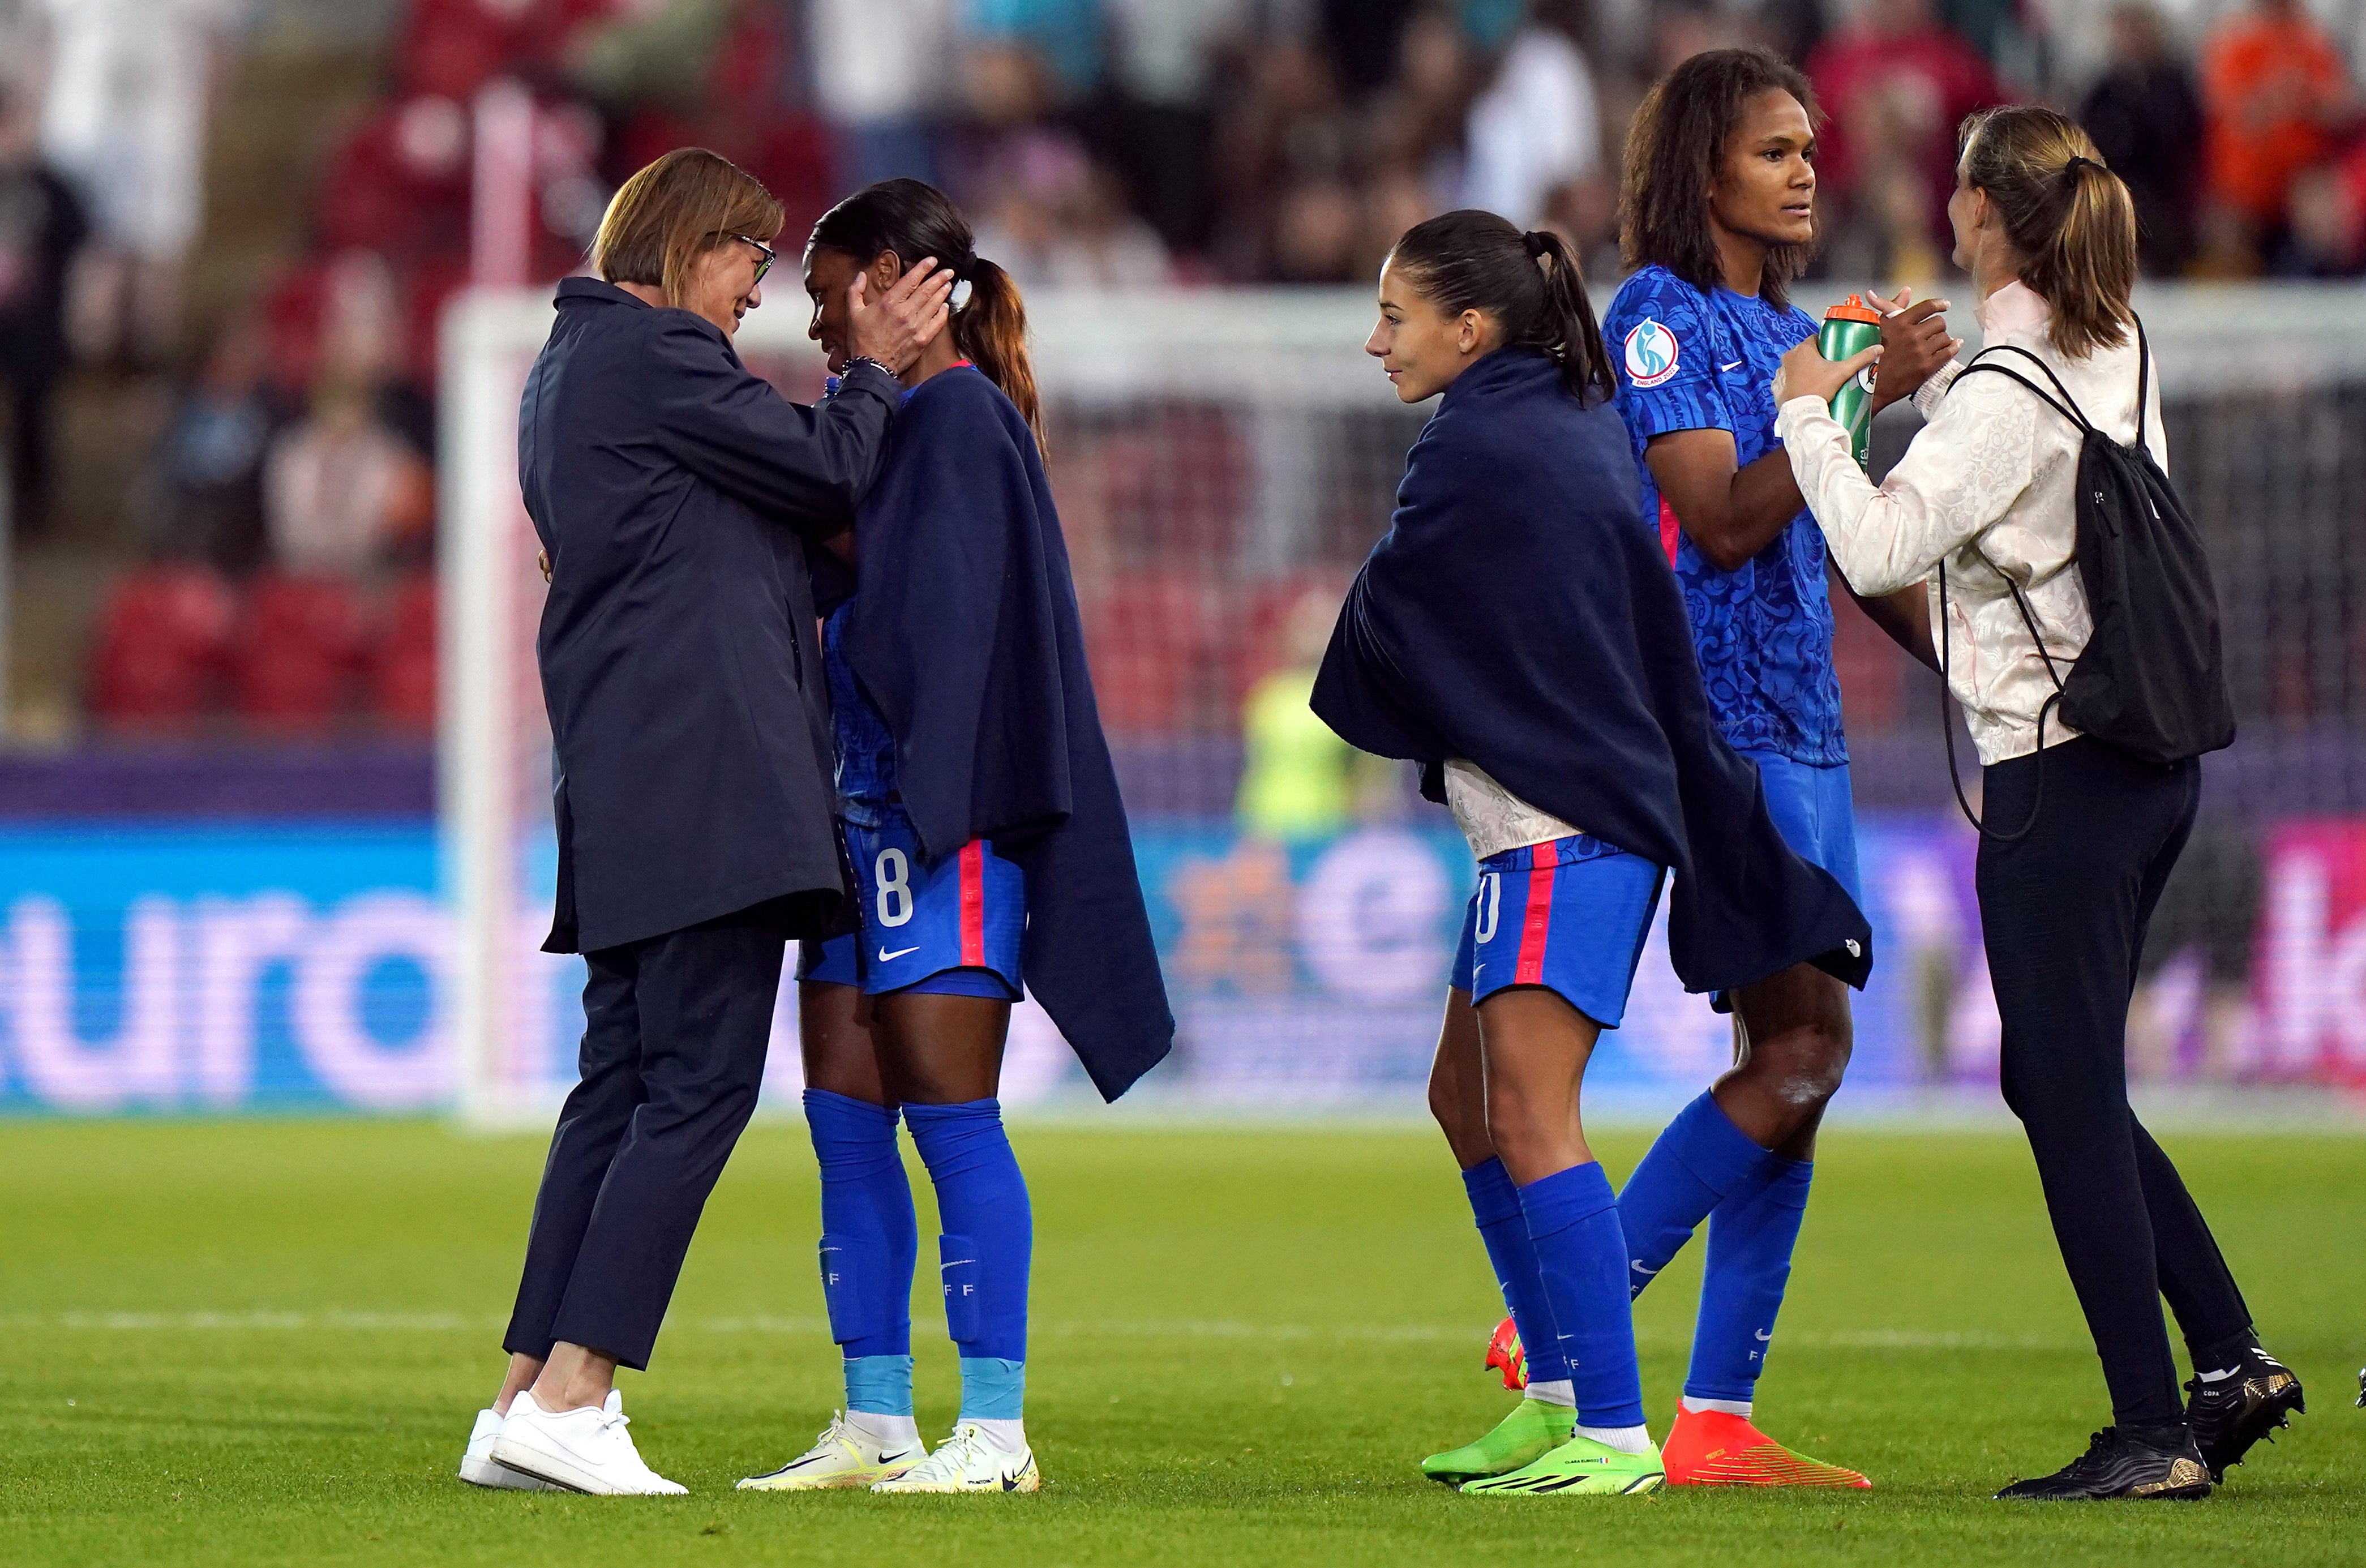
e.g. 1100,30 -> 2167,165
1938,319 -> 2236,839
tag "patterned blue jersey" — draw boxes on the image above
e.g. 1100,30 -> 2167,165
1603,264 -> 1846,766
821,371 -> 943,824
824,602 -> 898,825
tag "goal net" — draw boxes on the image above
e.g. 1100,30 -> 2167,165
442,282 -> 2366,1128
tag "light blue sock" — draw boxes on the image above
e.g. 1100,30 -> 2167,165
1616,1090 -> 1775,1297
1686,1155 -> 1812,1403
843,1353 -> 915,1418
957,1356 -> 1027,1422
1460,1158 -> 1572,1386
905,1098 -> 1031,1419
1518,1161 -> 1644,1430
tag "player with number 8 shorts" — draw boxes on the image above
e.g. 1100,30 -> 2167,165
736,179 -> 1170,1500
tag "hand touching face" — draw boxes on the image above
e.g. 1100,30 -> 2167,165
804,247 -> 955,376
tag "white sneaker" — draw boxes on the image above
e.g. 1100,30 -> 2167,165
490,1390 -> 688,1496
458,1404 -> 560,1490
736,1411 -> 927,1490
870,1422 -> 1040,1494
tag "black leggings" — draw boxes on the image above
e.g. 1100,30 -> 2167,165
1977,737 -> 2254,1427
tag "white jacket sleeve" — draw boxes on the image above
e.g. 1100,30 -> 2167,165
1773,366 -> 2042,597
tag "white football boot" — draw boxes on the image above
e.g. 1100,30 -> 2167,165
737,1411 -> 927,1491
490,1390 -> 688,1496
870,1421 -> 1040,1494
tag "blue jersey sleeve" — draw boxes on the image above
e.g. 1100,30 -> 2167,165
1606,273 -> 1729,443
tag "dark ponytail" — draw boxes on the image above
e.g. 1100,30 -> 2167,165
808,177 -> 1045,453
1387,209 -> 1615,400
949,256 -> 1041,452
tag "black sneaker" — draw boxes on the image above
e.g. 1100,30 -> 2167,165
1994,1426 -> 2213,1501
2185,1346 -> 2306,1480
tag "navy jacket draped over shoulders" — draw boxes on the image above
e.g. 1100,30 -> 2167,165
522,276 -> 902,954
1313,349 -> 1872,996
835,367 -> 1174,1101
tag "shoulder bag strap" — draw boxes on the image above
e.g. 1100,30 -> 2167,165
1952,345 -> 2094,434
1935,539 -> 2065,843
2133,314 -> 2153,448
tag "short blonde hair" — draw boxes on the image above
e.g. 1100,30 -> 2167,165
591,148 -> 783,309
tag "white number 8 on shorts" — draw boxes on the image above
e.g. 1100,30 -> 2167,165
875,847 -> 914,927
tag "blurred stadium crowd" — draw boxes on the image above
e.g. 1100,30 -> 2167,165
0,0 -> 2358,746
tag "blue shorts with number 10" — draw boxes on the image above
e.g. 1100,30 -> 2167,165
794,804 -> 1026,1001
1450,834 -> 1666,1027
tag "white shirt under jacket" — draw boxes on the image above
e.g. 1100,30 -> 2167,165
1773,279 -> 2167,765
1443,759 -> 1581,861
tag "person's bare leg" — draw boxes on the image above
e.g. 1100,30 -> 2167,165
1475,987 -> 1602,1186
871,992 -> 1009,1104
803,979 -> 897,1105
1464,986 -> 1655,1459
1714,963 -> 1851,1160
494,1352 -> 543,1415
528,1342 -> 619,1412
1429,987 -> 1495,1170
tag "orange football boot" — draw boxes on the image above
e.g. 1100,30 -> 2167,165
1661,1406 -> 1871,1488
1484,1315 -> 1527,1391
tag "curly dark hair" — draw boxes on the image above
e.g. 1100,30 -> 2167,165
1618,48 -> 1821,307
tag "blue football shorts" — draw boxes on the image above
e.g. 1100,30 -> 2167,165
1450,833 -> 1666,1027
793,806 -> 1025,1001
1739,748 -> 1863,907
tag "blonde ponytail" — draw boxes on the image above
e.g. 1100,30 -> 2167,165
1958,106 -> 2137,359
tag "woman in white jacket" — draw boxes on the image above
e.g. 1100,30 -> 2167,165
1772,106 -> 2302,1502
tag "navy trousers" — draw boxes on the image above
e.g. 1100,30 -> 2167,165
503,908 -> 785,1370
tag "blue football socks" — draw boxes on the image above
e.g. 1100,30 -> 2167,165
804,1088 -> 918,1416
904,1098 -> 1032,1420
1518,1161 -> 1644,1430
1460,1157 -> 1572,1387
1616,1090 -> 1776,1296
1686,1154 -> 1812,1403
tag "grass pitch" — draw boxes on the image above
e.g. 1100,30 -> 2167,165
4,1117 -> 2362,1566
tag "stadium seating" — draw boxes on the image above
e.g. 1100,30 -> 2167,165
368,572 -> 440,735
226,572 -> 369,735
86,564 -> 241,733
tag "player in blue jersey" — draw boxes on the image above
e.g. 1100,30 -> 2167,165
1592,49 -> 1958,1487
736,179 -> 1170,1497
1324,209 -> 1872,1501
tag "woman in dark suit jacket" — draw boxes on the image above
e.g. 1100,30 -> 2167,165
457,148 -> 953,1497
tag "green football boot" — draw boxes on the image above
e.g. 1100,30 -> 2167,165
1459,1432 -> 1666,1497
1421,1398 -> 1576,1485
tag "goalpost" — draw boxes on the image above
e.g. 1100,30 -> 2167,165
441,281 -> 2366,1128
436,286 -> 1399,1128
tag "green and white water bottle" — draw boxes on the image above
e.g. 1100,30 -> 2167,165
1819,295 -> 1884,472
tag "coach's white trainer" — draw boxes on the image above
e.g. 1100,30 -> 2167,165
737,1411 -> 927,1491
490,1390 -> 687,1496
459,1401 -> 569,1490
871,1422 -> 1040,1494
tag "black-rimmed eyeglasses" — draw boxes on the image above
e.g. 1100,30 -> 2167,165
732,234 -> 776,285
